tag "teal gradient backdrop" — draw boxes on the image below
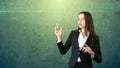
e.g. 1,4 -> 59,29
0,0 -> 120,68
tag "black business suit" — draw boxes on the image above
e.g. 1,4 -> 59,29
57,30 -> 102,68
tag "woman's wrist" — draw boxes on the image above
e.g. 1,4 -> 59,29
57,36 -> 62,42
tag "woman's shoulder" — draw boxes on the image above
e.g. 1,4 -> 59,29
71,29 -> 79,33
70,29 -> 79,35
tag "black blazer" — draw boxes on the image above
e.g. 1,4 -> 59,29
57,30 -> 102,68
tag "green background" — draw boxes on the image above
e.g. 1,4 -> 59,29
0,0 -> 120,68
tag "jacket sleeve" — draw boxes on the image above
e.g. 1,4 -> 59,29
57,31 -> 73,55
92,37 -> 102,63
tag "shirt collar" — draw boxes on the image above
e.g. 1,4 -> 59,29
78,30 -> 90,37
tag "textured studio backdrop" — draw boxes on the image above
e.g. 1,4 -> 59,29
0,0 -> 120,68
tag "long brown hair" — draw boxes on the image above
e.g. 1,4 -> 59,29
72,11 -> 98,46
79,11 -> 97,39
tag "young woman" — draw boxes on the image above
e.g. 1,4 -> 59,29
54,11 -> 102,68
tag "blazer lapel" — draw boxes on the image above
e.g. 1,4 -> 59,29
85,34 -> 92,47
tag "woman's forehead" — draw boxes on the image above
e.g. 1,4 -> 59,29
78,14 -> 85,18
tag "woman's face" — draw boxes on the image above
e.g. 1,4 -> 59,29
78,13 -> 86,29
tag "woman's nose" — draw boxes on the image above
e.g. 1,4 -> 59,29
78,20 -> 81,23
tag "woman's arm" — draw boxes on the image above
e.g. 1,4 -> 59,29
54,24 -> 73,55
82,37 -> 102,63
57,31 -> 73,55
92,38 -> 102,63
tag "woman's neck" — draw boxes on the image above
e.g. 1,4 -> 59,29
81,28 -> 88,36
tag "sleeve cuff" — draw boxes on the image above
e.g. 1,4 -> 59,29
56,40 -> 62,43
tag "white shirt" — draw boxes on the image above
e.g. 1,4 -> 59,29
77,32 -> 90,62
78,32 -> 90,50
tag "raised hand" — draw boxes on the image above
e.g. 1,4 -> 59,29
54,24 -> 62,41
